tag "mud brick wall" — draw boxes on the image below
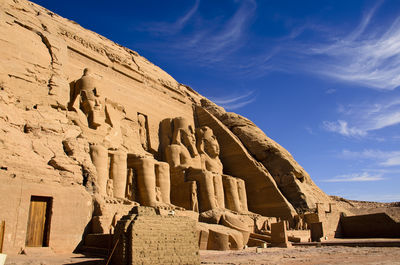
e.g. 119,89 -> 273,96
112,207 -> 200,265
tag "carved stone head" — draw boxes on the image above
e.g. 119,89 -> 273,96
196,126 -> 220,158
172,117 -> 198,157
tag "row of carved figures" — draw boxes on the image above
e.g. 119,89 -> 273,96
71,68 -> 248,214
89,117 -> 248,214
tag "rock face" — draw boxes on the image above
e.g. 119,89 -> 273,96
0,0 -> 336,256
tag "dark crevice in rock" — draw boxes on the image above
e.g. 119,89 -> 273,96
8,74 -> 33,83
13,20 -> 56,96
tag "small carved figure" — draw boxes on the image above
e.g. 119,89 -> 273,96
106,179 -> 114,197
125,168 -> 135,201
138,113 -> 149,151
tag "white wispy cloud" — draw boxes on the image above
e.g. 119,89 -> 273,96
176,0 -> 257,63
322,120 -> 366,137
138,0 -> 200,35
209,90 -> 256,110
324,172 -> 385,182
341,149 -> 400,167
137,0 -> 257,65
303,2 -> 400,90
305,126 -> 315,135
322,96 -> 400,137
381,156 -> 400,166
325,88 -> 336,94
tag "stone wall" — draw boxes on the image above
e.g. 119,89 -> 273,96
0,175 -> 92,253
339,213 -> 400,238
112,207 -> 199,265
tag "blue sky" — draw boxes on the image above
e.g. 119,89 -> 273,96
31,0 -> 400,202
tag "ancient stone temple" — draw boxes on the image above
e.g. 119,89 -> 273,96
0,0 -> 349,262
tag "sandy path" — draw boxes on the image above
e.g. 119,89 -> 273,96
200,246 -> 400,265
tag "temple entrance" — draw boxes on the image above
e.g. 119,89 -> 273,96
26,196 -> 52,247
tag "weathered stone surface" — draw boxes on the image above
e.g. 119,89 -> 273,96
112,207 -> 200,265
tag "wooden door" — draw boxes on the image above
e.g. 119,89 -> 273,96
26,197 -> 49,247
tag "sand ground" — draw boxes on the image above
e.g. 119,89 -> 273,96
3,246 -> 400,265
200,246 -> 400,265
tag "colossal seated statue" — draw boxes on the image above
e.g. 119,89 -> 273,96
196,126 -> 248,214
161,117 -> 249,214
163,117 -> 200,211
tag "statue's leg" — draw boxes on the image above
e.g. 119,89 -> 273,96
90,144 -> 109,196
222,175 -> 241,212
155,161 -> 171,204
237,178 -> 248,212
213,174 -> 225,209
110,150 -> 127,199
190,171 -> 217,212
131,158 -> 157,206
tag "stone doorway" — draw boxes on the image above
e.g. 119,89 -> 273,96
25,196 -> 52,247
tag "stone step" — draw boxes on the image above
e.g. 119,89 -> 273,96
85,233 -> 112,249
80,246 -> 110,257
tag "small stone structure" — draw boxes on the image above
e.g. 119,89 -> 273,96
111,207 -> 199,265
271,221 -> 291,248
310,222 -> 323,242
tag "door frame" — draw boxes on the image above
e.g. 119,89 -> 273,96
25,196 -> 53,247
